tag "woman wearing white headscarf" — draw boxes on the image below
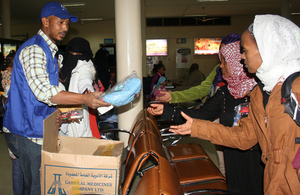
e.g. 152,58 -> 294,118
167,15 -> 300,194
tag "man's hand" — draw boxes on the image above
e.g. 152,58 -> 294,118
147,103 -> 164,115
62,112 -> 80,124
169,112 -> 193,135
157,91 -> 172,103
50,91 -> 110,109
82,92 -> 110,109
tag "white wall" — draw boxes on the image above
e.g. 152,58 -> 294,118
3,15 -> 300,80
145,16 -> 254,80
9,20 -> 116,55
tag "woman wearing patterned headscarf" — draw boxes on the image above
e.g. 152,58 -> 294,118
148,33 -> 264,195
211,33 -> 244,93
59,37 -> 97,137
168,15 -> 300,194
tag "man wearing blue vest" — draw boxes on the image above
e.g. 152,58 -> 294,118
3,2 -> 110,194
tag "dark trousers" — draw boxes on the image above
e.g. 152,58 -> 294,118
17,135 -> 42,195
4,133 -> 24,195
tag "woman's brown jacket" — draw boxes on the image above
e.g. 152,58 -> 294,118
191,78 -> 300,194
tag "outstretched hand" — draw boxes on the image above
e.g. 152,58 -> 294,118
157,91 -> 171,103
169,112 -> 193,135
147,103 -> 164,115
83,92 -> 111,109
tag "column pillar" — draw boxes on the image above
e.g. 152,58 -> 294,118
141,0 -> 147,77
281,0 -> 291,20
115,0 -> 143,145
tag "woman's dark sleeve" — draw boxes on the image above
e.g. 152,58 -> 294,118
161,87 -> 224,124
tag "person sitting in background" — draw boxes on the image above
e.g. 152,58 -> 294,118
173,63 -> 206,91
151,76 -> 171,101
149,64 -> 166,100
59,37 -> 97,138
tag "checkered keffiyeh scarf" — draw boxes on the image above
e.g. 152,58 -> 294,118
218,41 -> 257,98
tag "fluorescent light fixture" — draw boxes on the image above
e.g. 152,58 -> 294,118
62,2 -> 86,7
80,18 -> 103,22
184,14 -> 207,17
196,0 -> 228,2
292,13 -> 300,15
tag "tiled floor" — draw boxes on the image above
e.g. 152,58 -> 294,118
0,133 -> 13,195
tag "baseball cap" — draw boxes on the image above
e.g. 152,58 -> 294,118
39,2 -> 78,23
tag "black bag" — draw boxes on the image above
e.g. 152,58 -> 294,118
0,95 -> 5,117
143,76 -> 153,96
281,71 -> 300,126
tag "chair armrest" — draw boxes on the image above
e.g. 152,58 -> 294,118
184,189 -> 235,195
100,129 -> 131,140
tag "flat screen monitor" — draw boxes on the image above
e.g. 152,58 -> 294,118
3,43 -> 17,58
103,47 -> 115,55
194,38 -> 221,55
146,39 -> 168,56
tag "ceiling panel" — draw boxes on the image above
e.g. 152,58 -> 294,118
1,0 -> 300,25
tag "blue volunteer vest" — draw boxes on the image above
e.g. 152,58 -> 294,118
3,34 -> 59,138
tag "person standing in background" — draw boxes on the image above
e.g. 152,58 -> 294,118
2,50 -> 15,104
94,48 -> 111,91
2,50 -> 25,195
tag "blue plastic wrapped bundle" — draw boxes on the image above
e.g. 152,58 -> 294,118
99,71 -> 142,107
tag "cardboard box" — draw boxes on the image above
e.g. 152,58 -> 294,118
41,110 -> 124,195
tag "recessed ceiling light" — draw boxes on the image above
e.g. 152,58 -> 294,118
80,18 -> 103,22
184,14 -> 207,17
195,0 -> 228,2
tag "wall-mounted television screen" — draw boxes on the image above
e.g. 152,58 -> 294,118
194,38 -> 221,55
103,47 -> 115,55
146,39 -> 168,56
